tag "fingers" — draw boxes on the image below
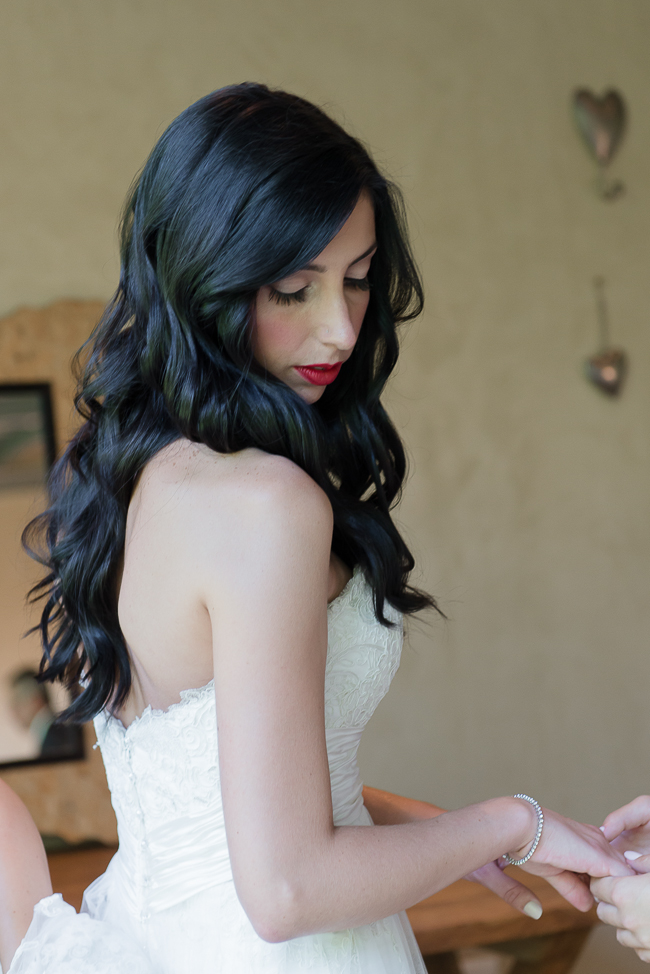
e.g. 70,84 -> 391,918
602,797 -> 650,841
534,809 -> 633,877
616,927 -> 650,957
617,928 -> 646,949
577,830 -> 634,877
584,823 -> 637,876
597,901 -> 624,927
467,861 -> 543,918
598,838 -> 637,877
592,872 -> 650,959
544,871 -> 593,912
610,858 -> 638,877
477,863 -> 543,918
626,854 -> 650,875
591,875 -> 623,905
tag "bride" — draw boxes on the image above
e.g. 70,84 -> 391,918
0,83 -> 632,973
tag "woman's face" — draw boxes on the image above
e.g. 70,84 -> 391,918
253,191 -> 376,404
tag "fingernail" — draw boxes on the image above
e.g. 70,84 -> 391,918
600,826 -> 606,832
625,850 -> 642,860
523,901 -> 543,919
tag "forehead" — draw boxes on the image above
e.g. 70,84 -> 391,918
308,192 -> 375,269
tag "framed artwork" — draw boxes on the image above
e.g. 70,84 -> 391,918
0,383 -> 84,770
0,383 -> 56,489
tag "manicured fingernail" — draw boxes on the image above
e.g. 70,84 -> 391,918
625,850 -> 642,860
524,901 -> 543,919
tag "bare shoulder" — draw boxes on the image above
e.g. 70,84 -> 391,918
228,450 -> 331,519
138,440 -> 332,548
188,446 -> 333,611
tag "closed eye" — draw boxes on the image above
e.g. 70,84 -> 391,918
344,276 -> 371,292
268,286 -> 308,306
268,276 -> 370,307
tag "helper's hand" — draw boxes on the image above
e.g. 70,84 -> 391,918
601,796 -> 650,859
514,807 -> 634,911
592,857 -> 650,963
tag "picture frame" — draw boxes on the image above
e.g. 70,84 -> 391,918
0,382 -> 84,770
0,383 -> 57,490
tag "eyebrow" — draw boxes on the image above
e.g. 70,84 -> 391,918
303,242 -> 377,274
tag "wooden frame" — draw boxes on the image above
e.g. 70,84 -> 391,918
0,301 -> 117,845
0,381 -> 86,771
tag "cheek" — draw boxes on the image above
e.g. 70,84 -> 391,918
253,307 -> 300,366
352,294 -> 371,337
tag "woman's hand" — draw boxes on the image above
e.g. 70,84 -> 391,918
464,860 -> 543,919
514,807 -> 634,911
601,796 -> 650,859
591,859 -> 650,963
361,787 -> 632,916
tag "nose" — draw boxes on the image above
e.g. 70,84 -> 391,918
316,292 -> 359,352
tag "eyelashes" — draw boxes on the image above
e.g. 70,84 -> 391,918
268,277 -> 371,307
268,287 -> 307,307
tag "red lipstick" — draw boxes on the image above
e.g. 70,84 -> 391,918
294,362 -> 343,386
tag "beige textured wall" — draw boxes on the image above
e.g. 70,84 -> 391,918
1,2 -> 649,969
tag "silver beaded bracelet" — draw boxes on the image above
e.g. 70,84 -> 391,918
502,794 -> 544,866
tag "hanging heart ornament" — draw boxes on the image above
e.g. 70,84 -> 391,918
572,89 -> 626,166
584,348 -> 627,396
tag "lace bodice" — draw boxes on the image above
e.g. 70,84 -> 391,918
325,568 -> 402,728
93,566 -> 403,916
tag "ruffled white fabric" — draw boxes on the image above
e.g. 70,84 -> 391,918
8,567 -> 426,973
7,894 -> 153,973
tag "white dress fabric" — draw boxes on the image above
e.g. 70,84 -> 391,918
8,567 -> 427,974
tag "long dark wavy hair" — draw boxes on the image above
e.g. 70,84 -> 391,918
24,82 -> 437,724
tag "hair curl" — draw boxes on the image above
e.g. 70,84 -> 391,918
24,83 -> 438,723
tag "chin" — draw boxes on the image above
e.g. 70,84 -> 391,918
296,385 -> 326,405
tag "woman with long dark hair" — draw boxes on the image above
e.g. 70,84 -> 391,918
0,84 -> 631,973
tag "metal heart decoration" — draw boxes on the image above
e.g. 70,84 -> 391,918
584,348 -> 627,396
572,88 -> 626,166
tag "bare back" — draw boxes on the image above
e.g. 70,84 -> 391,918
116,439 -> 351,728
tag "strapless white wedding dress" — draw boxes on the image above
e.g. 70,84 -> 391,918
7,567 -> 427,973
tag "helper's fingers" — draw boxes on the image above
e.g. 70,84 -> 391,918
625,853 -> 650,875
617,929 -> 645,950
602,797 -> 650,841
591,876 -> 617,904
596,901 -> 623,928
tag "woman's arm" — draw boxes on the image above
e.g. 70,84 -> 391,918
195,454 -> 631,943
363,786 -> 548,918
0,781 -> 52,971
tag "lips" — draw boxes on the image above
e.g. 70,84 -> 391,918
294,362 -> 343,386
